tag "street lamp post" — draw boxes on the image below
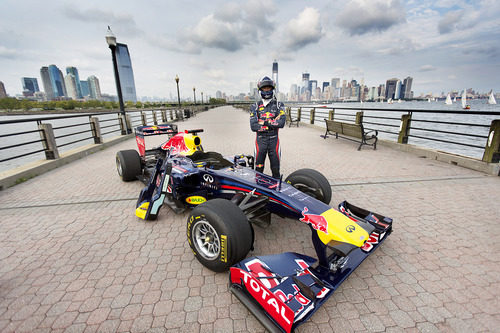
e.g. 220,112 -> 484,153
175,74 -> 181,109
105,26 -> 130,134
193,87 -> 196,104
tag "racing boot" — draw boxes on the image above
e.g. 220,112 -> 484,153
271,167 -> 280,179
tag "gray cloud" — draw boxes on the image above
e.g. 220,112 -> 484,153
419,65 -> 436,72
0,46 -> 19,59
178,0 -> 276,53
63,6 -> 144,37
284,7 -> 323,50
336,0 -> 406,35
438,10 -> 464,34
463,45 -> 500,58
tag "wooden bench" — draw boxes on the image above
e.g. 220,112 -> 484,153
286,111 -> 300,127
321,119 -> 378,150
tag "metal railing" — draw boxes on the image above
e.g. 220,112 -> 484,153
287,106 -> 500,162
0,106 -> 209,170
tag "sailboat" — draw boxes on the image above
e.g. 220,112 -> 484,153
462,90 -> 470,109
488,90 -> 497,105
427,98 -> 431,103
453,96 -> 457,102
445,93 -> 452,105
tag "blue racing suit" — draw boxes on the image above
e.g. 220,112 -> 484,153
250,98 -> 286,178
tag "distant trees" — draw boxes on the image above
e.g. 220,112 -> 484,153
0,97 -> 225,112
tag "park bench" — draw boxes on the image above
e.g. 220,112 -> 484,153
286,110 -> 300,127
321,119 -> 378,150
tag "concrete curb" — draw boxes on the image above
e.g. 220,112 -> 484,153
0,134 -> 134,190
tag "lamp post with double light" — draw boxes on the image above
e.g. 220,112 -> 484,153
105,26 -> 129,133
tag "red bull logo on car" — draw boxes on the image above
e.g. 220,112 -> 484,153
299,207 -> 328,234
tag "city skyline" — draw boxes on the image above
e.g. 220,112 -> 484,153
1,0 -> 499,99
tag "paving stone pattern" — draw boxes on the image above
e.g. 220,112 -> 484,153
1,106 -> 499,332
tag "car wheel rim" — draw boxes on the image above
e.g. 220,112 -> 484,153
193,220 -> 220,260
116,157 -> 123,176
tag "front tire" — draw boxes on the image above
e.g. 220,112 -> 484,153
116,150 -> 142,181
187,199 -> 252,272
285,168 -> 332,204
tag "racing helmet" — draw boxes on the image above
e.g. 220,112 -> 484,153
258,76 -> 275,99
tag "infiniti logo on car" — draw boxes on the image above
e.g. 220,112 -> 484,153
203,174 -> 214,183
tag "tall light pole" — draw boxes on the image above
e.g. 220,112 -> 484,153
175,74 -> 181,109
105,26 -> 129,133
193,87 -> 196,104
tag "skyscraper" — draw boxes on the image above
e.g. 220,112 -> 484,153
80,80 -> 90,98
40,66 -> 54,100
385,78 -> 399,99
402,76 -> 413,99
272,60 -> 278,93
21,77 -> 39,96
301,72 -> 310,95
65,74 -> 78,100
87,76 -> 102,100
394,80 -> 402,99
48,64 -> 67,98
115,43 -> 137,103
0,81 -> 7,98
66,67 -> 83,98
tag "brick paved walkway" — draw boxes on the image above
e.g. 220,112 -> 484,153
1,106 -> 499,332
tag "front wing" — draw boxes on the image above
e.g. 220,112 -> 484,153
229,213 -> 391,332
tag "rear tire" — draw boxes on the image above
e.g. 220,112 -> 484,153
187,199 -> 252,272
116,150 -> 142,181
285,168 -> 332,204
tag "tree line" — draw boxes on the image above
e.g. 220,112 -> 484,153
0,97 -> 227,112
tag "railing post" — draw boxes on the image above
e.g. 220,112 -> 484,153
398,113 -> 412,144
89,117 -> 102,144
141,111 -> 147,126
170,109 -> 174,121
161,110 -> 167,123
118,115 -> 127,135
310,108 -> 315,124
38,123 -> 59,159
355,111 -> 363,124
329,109 -> 335,120
297,107 -> 301,122
153,111 -> 158,125
482,119 -> 500,163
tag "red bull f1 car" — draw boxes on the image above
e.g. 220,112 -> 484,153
116,123 -> 393,333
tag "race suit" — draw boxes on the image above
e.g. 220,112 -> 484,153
250,98 -> 286,178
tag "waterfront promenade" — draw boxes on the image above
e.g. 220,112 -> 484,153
0,106 -> 499,332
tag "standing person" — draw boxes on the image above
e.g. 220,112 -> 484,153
250,76 -> 286,178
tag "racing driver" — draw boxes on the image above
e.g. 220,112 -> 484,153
250,76 -> 286,178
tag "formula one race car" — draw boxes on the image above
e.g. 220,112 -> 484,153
116,123 -> 393,332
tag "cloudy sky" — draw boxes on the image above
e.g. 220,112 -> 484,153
1,0 -> 499,99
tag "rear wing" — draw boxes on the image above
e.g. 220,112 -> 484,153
135,124 -> 178,137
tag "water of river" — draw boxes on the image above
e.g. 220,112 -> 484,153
0,101 -> 499,173
299,99 -> 500,160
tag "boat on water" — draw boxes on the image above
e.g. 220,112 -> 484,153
445,94 -> 452,105
488,90 -> 497,104
462,90 -> 471,110
453,96 -> 457,102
